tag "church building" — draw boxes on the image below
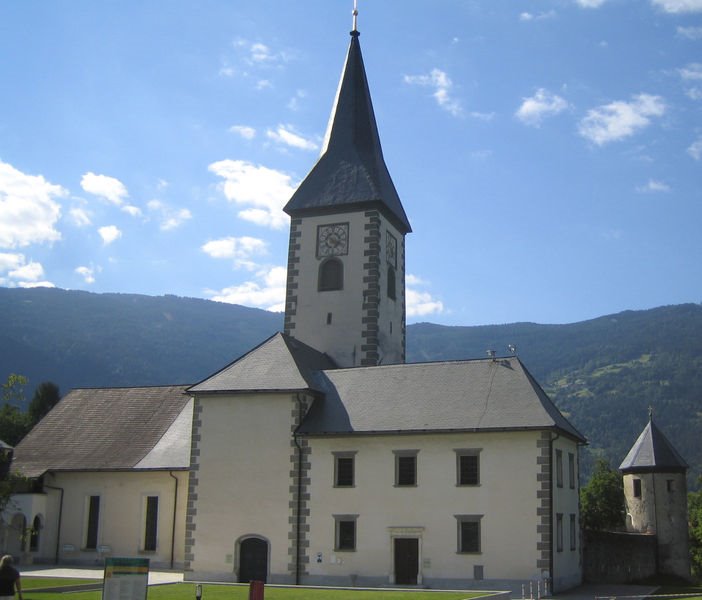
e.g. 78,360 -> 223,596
8,13 -> 586,594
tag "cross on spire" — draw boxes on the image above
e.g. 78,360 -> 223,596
352,0 -> 358,33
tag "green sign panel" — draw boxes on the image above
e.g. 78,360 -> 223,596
102,557 -> 149,600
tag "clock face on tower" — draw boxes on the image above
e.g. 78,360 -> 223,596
317,223 -> 349,257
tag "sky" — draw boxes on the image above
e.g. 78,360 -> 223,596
1,0 -> 701,327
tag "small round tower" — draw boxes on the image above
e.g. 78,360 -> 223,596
619,411 -> 690,580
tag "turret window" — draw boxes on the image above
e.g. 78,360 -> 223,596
319,258 -> 343,291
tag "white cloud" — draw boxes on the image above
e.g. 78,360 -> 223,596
515,88 -> 569,126
519,10 -> 556,20
651,0 -> 702,12
686,87 -> 702,100
10,260 -> 44,281
576,0 -> 607,7
75,265 -> 100,284
147,200 -> 192,231
469,111 -> 495,121
404,69 -> 463,117
266,125 -> 318,151
688,137 -> 702,160
677,25 -> 702,38
0,160 -> 64,249
0,252 -> 52,287
122,205 -> 142,217
636,179 -> 671,193
287,89 -> 307,111
98,225 -> 122,245
208,159 -> 295,230
81,172 -> 129,206
406,274 -> 444,318
206,265 -> 286,312
230,125 -> 257,140
578,93 -> 665,145
201,236 -> 268,269
69,207 -> 92,227
679,63 -> 702,80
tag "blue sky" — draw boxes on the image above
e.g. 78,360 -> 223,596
1,0 -> 700,326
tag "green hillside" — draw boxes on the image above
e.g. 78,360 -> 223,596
1,287 -> 700,484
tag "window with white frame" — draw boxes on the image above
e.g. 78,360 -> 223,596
455,515 -> 482,553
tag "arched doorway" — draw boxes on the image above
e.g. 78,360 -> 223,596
238,537 -> 268,583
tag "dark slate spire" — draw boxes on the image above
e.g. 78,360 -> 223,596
283,27 -> 411,233
619,413 -> 688,473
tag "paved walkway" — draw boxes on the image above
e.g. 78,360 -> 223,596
21,566 -> 183,585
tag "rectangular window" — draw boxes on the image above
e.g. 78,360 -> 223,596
144,496 -> 158,552
455,515 -> 482,553
334,515 -> 357,551
556,449 -> 563,488
456,450 -> 480,486
334,453 -> 355,487
394,451 -> 418,486
85,495 -> 100,550
568,452 -> 575,489
666,479 -> 674,493
569,514 -> 577,551
633,478 -> 642,498
556,513 -> 563,553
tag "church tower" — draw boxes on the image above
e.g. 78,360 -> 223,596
283,16 -> 411,368
619,412 -> 690,580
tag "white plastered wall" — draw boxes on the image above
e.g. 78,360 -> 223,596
305,430 -> 549,586
34,470 -> 188,568
187,392 -> 297,581
291,212 -> 405,367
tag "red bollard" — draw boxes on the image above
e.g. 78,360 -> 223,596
248,580 -> 264,600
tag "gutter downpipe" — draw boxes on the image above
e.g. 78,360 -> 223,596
169,471 -> 179,570
43,481 -> 64,565
293,393 -> 305,586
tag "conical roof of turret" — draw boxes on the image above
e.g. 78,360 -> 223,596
619,415 -> 688,473
283,28 -> 411,233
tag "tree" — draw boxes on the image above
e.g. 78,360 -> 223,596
0,374 -> 30,447
580,458 -> 625,531
689,479 -> 702,579
28,381 -> 60,425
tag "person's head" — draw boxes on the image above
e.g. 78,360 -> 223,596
0,555 -> 13,569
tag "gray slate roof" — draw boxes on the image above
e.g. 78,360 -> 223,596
283,31 -> 411,234
619,418 -> 688,473
298,357 -> 586,441
12,385 -> 192,478
187,332 -> 337,394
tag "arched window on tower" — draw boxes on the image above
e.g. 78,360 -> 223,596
319,258 -> 344,291
387,266 -> 396,300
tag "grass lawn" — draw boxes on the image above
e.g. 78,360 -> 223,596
19,580 -> 493,600
651,586 -> 702,600
21,577 -> 97,589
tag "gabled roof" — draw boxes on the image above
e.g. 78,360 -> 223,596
298,357 -> 586,441
12,385 -> 192,478
619,417 -> 688,473
283,30 -> 411,234
187,332 -> 337,395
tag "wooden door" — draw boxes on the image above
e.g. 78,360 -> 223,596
239,537 -> 268,583
394,537 -> 419,585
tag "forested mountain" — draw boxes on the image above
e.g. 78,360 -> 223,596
1,287 -> 700,484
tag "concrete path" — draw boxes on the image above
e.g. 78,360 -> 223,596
21,566 -> 184,585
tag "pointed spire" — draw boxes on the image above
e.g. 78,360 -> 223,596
619,414 -> 688,473
283,17 -> 411,233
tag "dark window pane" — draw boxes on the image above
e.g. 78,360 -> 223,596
337,520 -> 355,550
144,496 -> 158,551
387,266 -> 396,300
397,456 -> 416,486
319,259 -> 343,291
460,521 -> 480,553
86,496 -> 100,550
336,457 -> 354,487
459,455 -> 479,485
